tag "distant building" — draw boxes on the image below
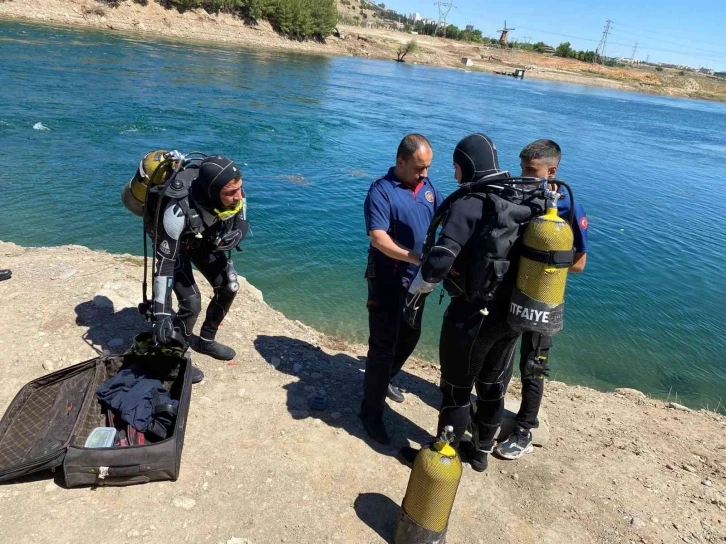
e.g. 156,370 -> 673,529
394,22 -> 405,30
699,67 -> 714,75
421,17 -> 436,25
461,57 -> 473,66
618,58 -> 642,65
364,21 -> 376,29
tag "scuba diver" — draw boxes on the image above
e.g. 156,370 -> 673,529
399,133 -> 574,472
122,151 -> 249,383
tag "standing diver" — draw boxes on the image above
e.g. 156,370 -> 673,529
123,152 -> 249,382
401,133 -> 559,472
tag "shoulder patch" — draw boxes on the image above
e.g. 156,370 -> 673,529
579,216 -> 588,230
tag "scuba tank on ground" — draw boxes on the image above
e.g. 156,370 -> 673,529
121,149 -> 178,217
507,190 -> 574,335
394,426 -> 462,544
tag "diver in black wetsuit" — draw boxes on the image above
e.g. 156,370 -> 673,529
150,155 -> 249,370
400,133 -> 546,472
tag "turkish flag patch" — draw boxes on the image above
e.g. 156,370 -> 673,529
579,216 -> 588,230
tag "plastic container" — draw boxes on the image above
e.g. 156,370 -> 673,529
84,427 -> 118,448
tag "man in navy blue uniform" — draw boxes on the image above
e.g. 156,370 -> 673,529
361,134 -> 443,445
496,139 -> 589,460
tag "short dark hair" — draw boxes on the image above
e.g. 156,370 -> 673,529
397,133 -> 431,160
520,139 -> 561,165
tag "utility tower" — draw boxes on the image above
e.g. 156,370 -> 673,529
434,1 -> 456,38
594,19 -> 612,63
522,36 -> 532,44
631,42 -> 638,60
498,20 -> 515,46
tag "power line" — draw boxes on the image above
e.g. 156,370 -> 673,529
611,21 -> 725,50
517,23 -> 726,63
608,28 -> 726,58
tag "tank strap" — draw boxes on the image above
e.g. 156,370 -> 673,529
521,246 -> 574,267
177,197 -> 204,233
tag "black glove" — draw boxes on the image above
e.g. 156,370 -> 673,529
403,291 -> 428,330
216,215 -> 250,251
152,315 -> 182,347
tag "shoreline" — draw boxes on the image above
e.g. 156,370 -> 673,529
2,0 -> 726,103
2,239 -> 721,416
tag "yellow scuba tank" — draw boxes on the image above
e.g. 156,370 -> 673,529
395,426 -> 462,544
120,149 -> 176,216
508,204 -> 574,335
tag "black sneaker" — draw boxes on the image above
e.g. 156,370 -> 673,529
0,269 -> 11,282
191,338 -> 236,361
495,427 -> 534,460
461,442 -> 489,472
190,365 -> 205,385
359,413 -> 391,445
386,384 -> 405,403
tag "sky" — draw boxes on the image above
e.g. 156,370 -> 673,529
382,0 -> 726,71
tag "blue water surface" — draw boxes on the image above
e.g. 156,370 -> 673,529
1,21 -> 725,411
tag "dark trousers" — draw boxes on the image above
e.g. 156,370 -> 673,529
360,275 -> 424,421
172,249 -> 238,342
437,298 -> 520,452
513,332 -> 553,430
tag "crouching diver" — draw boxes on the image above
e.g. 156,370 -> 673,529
127,152 -> 249,382
400,133 -> 550,472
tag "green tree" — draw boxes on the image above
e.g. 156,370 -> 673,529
396,39 -> 419,62
555,41 -> 574,58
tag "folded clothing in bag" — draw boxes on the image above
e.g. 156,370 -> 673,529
97,368 -> 179,441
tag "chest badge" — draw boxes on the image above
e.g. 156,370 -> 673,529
425,191 -> 435,203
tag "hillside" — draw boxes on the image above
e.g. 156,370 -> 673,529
1,0 -> 725,101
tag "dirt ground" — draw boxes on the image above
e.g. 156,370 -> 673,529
0,242 -> 725,543
2,0 -> 725,102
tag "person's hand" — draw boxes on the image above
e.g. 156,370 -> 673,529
403,291 -> 426,330
217,215 -> 250,251
408,251 -> 422,267
152,316 -> 175,346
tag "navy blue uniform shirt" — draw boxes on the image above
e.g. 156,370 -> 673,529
364,167 -> 444,285
557,187 -> 589,254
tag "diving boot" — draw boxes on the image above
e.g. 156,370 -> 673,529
359,413 -> 391,445
190,365 -> 205,384
190,337 -> 236,361
461,441 -> 489,472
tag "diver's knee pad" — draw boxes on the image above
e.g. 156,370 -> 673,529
178,292 -> 202,318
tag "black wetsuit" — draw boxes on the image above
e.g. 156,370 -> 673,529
410,186 -> 544,452
152,197 -> 241,346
